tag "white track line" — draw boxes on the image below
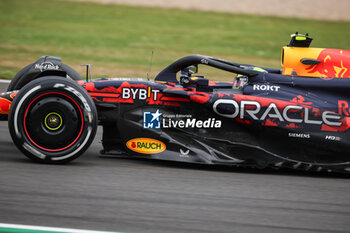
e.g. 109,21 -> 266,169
0,79 -> 11,83
0,223 -> 124,233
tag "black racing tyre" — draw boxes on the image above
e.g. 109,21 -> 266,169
8,77 -> 97,164
7,63 -> 82,92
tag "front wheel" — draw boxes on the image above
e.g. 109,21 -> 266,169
8,77 -> 97,164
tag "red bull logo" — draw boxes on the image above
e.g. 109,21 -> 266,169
307,49 -> 350,78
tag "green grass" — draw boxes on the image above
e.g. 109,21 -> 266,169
0,0 -> 350,81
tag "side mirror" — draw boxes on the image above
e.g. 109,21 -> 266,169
180,65 -> 198,77
180,65 -> 198,85
188,65 -> 198,74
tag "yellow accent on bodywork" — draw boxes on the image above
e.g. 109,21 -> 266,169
295,36 -> 307,41
281,46 -> 323,76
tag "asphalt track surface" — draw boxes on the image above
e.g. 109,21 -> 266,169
0,82 -> 349,233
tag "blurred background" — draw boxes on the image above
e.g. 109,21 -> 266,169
0,0 -> 349,81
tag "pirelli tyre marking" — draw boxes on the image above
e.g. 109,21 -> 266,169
51,127 -> 92,161
13,85 -> 41,138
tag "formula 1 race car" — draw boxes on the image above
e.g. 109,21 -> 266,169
1,33 -> 350,174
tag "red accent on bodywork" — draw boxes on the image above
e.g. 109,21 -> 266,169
235,118 -> 252,125
338,100 -> 349,116
77,80 -> 85,85
0,91 -> 18,115
0,97 -> 11,114
10,92 -> 18,99
291,95 -> 312,106
188,91 -> 210,104
285,123 -> 299,128
89,92 -> 119,98
263,119 -> 278,127
217,93 -> 233,98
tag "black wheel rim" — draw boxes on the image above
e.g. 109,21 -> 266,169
23,92 -> 84,152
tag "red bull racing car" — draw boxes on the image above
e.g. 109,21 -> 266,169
1,33 -> 350,173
